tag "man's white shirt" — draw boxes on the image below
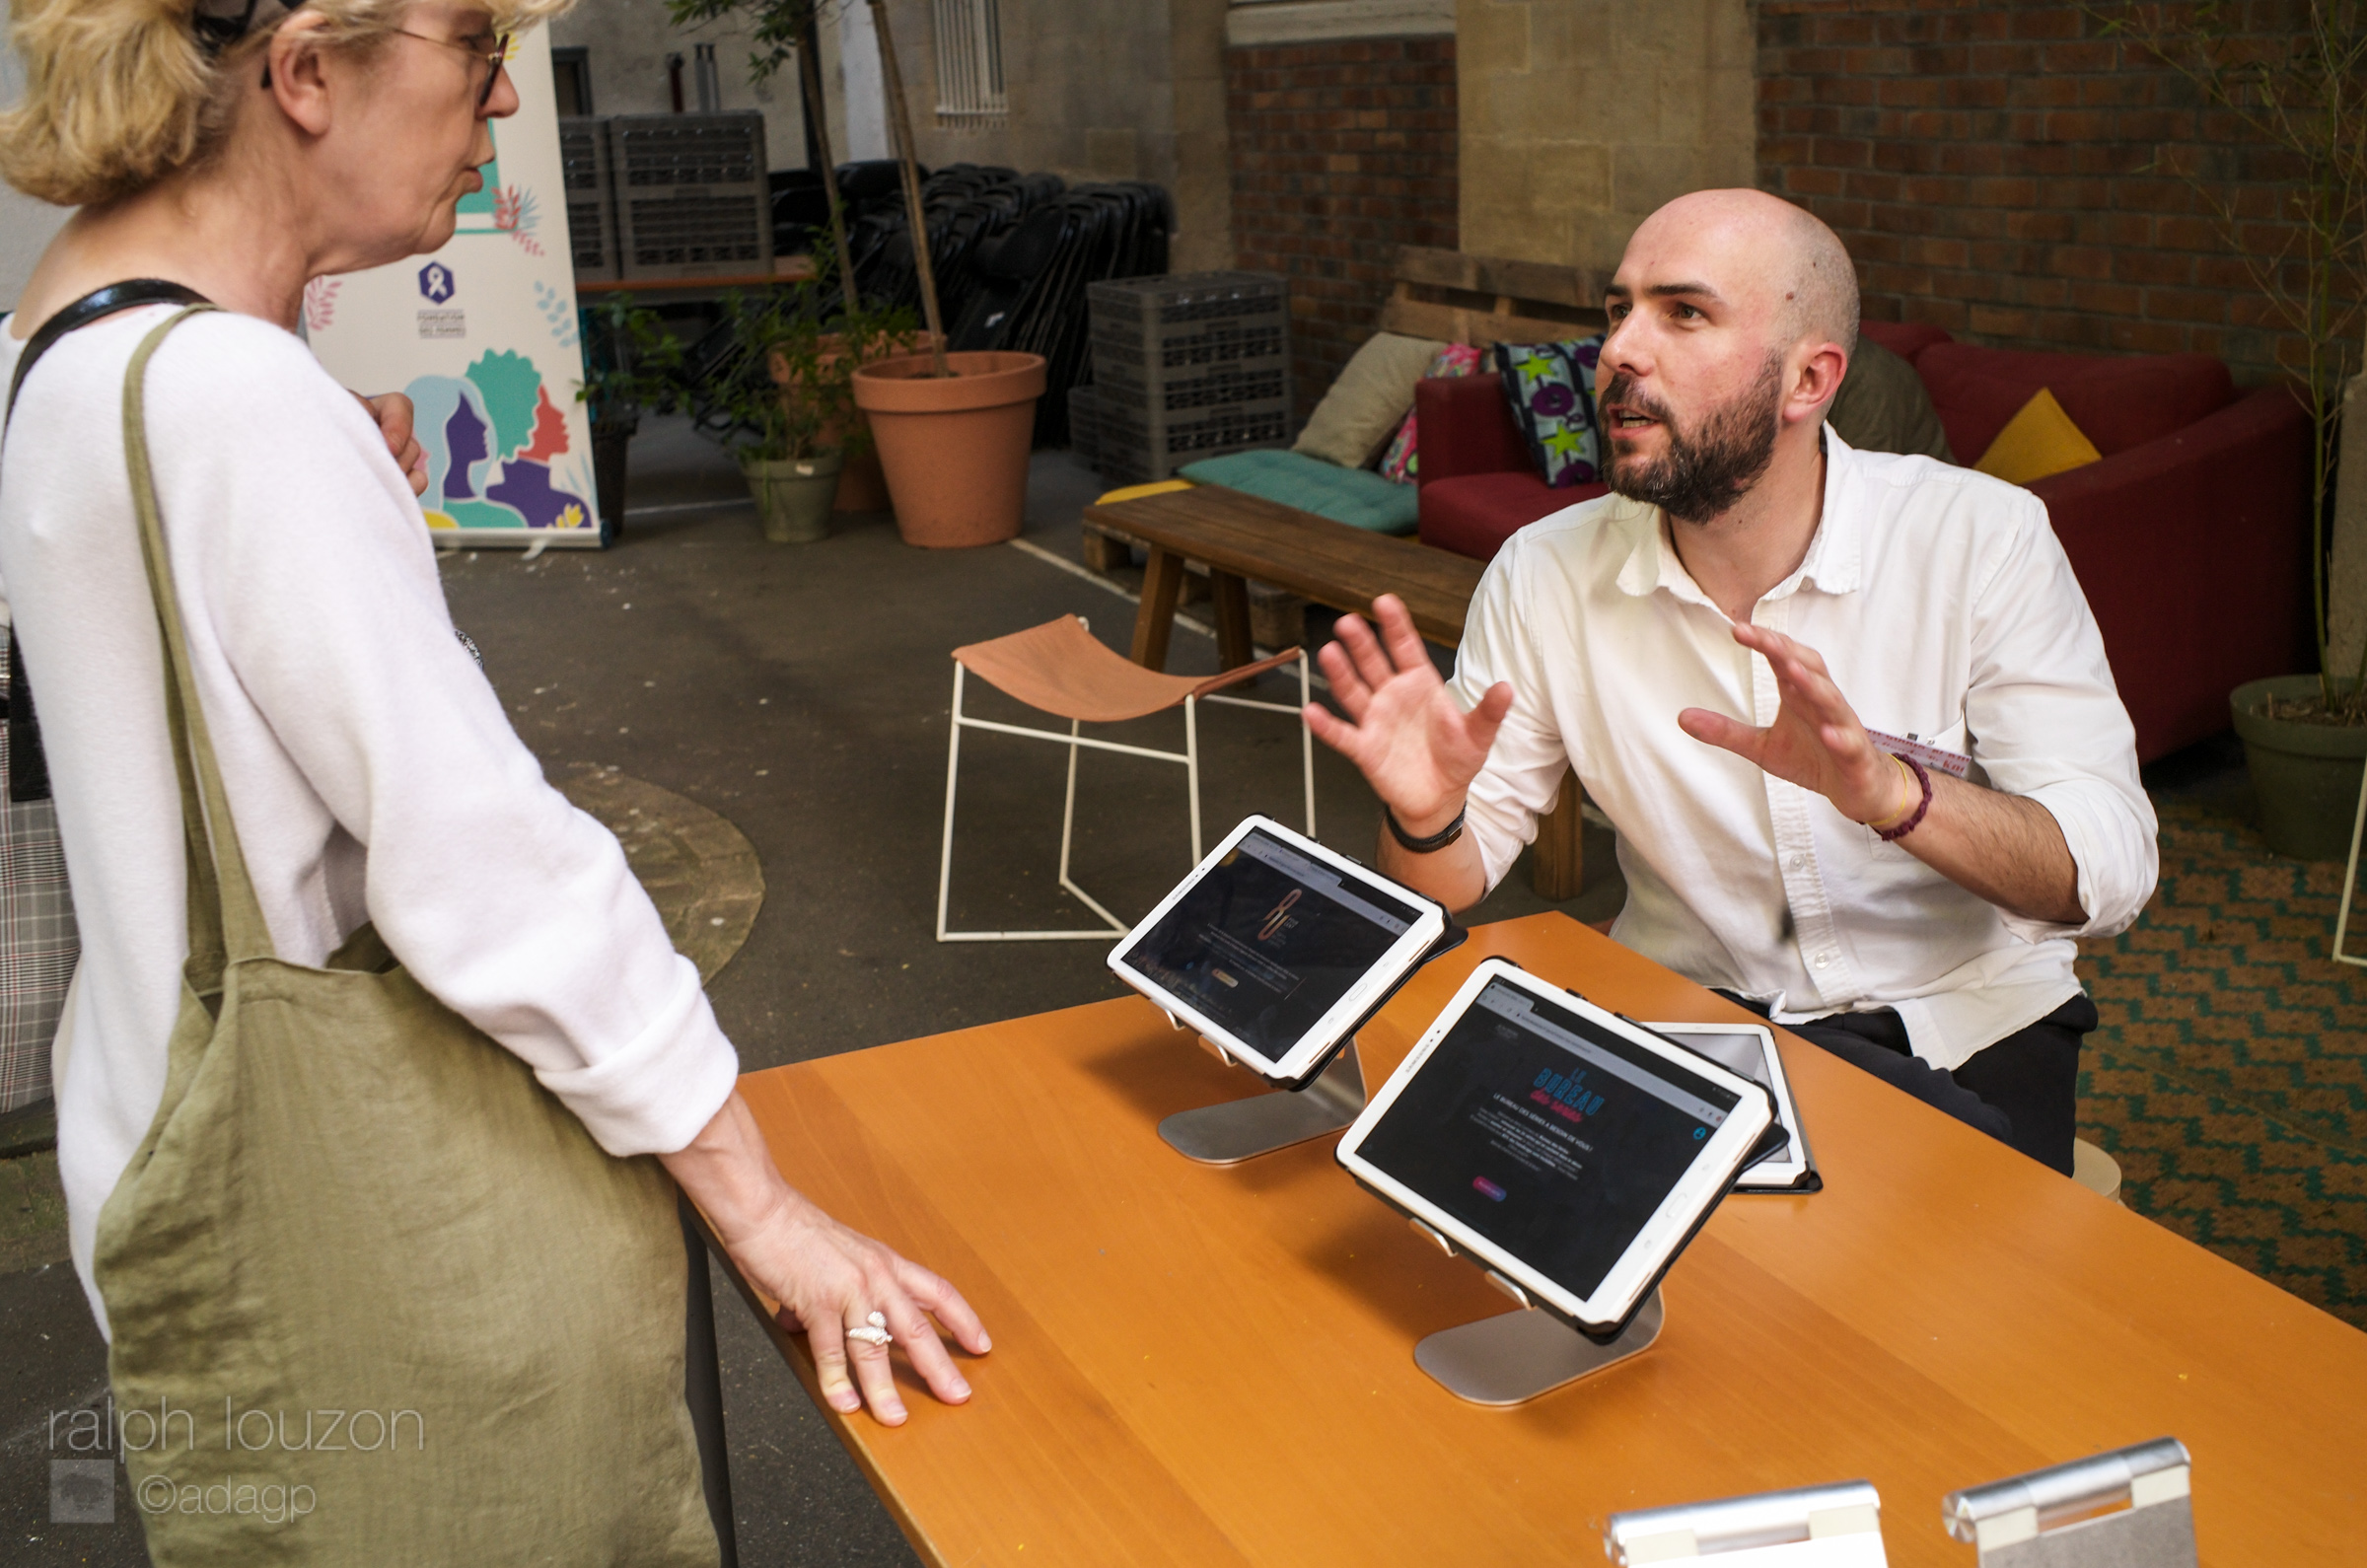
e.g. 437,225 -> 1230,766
1450,427 -> 2158,1071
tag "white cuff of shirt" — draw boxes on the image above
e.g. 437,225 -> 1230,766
533,959 -> 740,1157
2001,782 -> 2151,945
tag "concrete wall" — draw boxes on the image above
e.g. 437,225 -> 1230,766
1457,0 -> 1755,273
0,35 -> 73,313
549,0 -> 810,170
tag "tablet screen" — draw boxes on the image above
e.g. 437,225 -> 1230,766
1661,1031 -> 1773,1094
1353,978 -> 1742,1299
1117,827 -> 1422,1063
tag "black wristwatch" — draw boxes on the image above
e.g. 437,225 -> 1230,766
1385,804 -> 1467,854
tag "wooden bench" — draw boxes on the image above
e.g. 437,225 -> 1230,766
1082,484 -> 1586,900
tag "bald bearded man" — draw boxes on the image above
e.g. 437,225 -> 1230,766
1308,190 -> 2157,1175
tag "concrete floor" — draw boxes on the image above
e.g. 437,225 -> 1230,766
3,418 -> 1616,1565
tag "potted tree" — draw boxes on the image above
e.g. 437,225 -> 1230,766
668,0 -> 1049,548
576,297 -> 685,545
2112,1 -> 2367,857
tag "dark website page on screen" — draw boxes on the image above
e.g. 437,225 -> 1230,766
1121,831 -> 1420,1062
1357,980 -> 1742,1299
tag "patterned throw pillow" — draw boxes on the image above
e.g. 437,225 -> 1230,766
1495,337 -> 1607,488
1377,343 -> 1485,483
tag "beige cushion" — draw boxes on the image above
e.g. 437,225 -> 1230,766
1829,336 -> 1955,463
1293,331 -> 1451,469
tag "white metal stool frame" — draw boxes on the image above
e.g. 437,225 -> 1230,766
2332,755 -> 2367,966
935,648 -> 1317,943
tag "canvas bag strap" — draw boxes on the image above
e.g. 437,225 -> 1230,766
120,306 -> 277,969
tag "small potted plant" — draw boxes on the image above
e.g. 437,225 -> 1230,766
702,285 -> 855,543
765,252 -> 923,513
576,297 -> 685,544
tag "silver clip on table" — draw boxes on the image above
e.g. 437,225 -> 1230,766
1400,1214 -> 1664,1406
1943,1438 -> 2194,1568
1607,1478 -> 1888,1565
1157,1028 -> 1367,1165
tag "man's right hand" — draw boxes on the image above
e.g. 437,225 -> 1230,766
1303,594 -> 1513,836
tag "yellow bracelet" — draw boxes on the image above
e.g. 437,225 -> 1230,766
1862,753 -> 1921,831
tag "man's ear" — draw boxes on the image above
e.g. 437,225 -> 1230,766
1784,341 -> 1848,429
265,12 -> 342,137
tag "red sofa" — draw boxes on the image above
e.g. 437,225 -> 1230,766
1412,323 -> 2315,761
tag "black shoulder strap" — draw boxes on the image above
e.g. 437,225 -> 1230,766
3,279 -> 211,803
5,279 -> 213,435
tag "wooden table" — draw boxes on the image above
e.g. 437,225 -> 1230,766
1083,485 -> 1482,675
723,912 -> 2367,1567
1080,484 -> 1585,899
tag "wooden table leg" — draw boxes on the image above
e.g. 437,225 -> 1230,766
1133,546 -> 1186,670
1209,570 -> 1255,672
1531,766 -> 1586,901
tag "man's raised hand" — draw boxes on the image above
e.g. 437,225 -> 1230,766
1303,594 -> 1513,833
1677,621 -> 1914,826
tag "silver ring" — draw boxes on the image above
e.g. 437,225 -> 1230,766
846,1311 -> 894,1349
866,1311 -> 888,1329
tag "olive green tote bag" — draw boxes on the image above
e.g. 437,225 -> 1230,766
93,308 -> 719,1566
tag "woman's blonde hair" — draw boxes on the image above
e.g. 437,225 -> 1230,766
0,0 -> 569,207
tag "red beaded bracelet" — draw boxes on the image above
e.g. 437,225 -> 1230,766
1873,753 -> 1933,842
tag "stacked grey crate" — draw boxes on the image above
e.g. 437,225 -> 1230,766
609,112 -> 773,280
559,117 -> 618,281
1084,271 -> 1290,485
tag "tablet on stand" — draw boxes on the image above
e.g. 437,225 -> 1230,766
1644,1021 -> 1821,1193
1108,816 -> 1459,1165
1338,960 -> 1777,1405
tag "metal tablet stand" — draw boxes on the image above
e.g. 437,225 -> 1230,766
1943,1439 -> 2194,1568
1411,1242 -> 1664,1406
1607,1479 -> 1886,1565
1157,1033 -> 1367,1165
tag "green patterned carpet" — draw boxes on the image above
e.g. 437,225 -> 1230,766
2077,800 -> 2367,1328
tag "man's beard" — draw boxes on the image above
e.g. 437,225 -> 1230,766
1602,356 -> 1784,524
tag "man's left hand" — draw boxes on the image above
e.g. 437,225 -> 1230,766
1678,621 -> 1914,826
356,391 -> 429,496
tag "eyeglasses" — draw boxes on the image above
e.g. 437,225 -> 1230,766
389,28 -> 513,111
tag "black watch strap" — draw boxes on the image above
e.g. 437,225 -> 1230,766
1385,804 -> 1467,854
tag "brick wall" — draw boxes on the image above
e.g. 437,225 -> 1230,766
1225,37 -> 1459,421
1757,1 -> 2320,389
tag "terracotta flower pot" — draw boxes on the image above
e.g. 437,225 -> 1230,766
739,450 -> 843,544
2231,675 -> 2367,861
852,351 -> 1047,548
824,445 -> 882,511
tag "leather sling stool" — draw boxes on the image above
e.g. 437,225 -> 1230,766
936,613 -> 1315,942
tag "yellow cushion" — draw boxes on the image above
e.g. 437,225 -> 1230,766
1973,388 -> 2103,486
1093,478 -> 1195,506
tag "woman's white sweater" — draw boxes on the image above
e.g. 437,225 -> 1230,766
0,306 -> 738,1334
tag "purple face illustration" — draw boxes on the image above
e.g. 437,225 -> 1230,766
1531,383 -> 1576,418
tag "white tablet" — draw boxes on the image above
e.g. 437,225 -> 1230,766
1337,960 -> 1776,1342
1644,1022 -> 1821,1193
1109,816 -> 1450,1088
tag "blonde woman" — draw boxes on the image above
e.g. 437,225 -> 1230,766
0,2 -> 985,1560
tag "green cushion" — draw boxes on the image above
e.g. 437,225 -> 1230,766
1177,450 -> 1420,535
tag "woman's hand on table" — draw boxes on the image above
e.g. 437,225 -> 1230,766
662,1093 -> 990,1426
